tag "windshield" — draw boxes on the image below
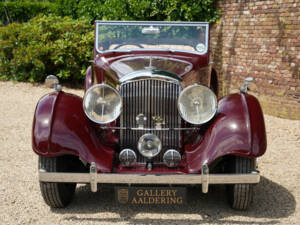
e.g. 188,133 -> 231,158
96,21 -> 209,55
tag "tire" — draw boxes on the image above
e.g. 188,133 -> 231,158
39,156 -> 76,208
227,156 -> 254,210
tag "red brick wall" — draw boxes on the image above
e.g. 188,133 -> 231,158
210,0 -> 300,119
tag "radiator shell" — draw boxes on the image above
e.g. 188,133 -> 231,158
119,79 -> 181,163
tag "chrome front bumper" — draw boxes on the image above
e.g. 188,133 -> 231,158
39,163 -> 260,193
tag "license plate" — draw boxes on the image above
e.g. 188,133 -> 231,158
115,186 -> 186,205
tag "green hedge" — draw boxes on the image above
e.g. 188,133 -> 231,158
0,1 -> 57,25
58,0 -> 219,22
0,15 -> 93,82
1,0 -> 219,24
0,1 -> 219,82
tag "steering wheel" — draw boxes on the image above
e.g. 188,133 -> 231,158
113,43 -> 144,49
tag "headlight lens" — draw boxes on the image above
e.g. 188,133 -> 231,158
83,84 -> 122,124
178,84 -> 217,125
138,133 -> 162,158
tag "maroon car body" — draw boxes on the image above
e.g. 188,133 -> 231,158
33,21 -> 266,209
32,90 -> 266,173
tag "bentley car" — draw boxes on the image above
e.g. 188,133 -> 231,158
32,21 -> 267,210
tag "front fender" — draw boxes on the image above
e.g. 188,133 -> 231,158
32,92 -> 58,155
185,93 -> 266,173
32,91 -> 114,172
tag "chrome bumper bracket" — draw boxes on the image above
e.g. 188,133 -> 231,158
90,162 -> 97,192
201,164 -> 209,193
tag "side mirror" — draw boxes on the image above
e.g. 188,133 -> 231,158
240,77 -> 254,93
245,77 -> 254,83
45,75 -> 62,91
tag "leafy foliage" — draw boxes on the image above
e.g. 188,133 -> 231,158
0,1 -> 57,25
99,0 -> 219,23
1,0 -> 219,24
0,15 -> 93,82
0,1 -> 219,82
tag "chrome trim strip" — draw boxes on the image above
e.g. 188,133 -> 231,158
120,77 -> 180,87
95,21 -> 209,25
100,48 -> 207,55
100,126 -> 198,131
119,70 -> 182,83
39,171 -> 260,191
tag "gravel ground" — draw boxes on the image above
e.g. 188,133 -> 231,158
0,81 -> 299,225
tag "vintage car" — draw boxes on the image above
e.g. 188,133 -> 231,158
32,21 -> 266,210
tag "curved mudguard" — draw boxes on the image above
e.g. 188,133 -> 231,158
185,93 -> 267,173
32,91 -> 114,172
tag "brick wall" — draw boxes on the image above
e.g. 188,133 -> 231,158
210,0 -> 300,120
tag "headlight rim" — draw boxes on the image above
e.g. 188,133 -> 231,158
177,83 -> 217,125
83,83 -> 122,125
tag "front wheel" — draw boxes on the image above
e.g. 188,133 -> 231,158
227,156 -> 255,210
39,156 -> 76,208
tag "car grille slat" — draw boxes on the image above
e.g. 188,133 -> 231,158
120,79 -> 181,163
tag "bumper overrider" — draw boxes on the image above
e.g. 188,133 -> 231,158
39,163 -> 260,193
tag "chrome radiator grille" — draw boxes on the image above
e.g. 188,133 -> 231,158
120,79 -> 181,163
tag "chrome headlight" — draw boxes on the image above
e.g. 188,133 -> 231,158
178,84 -> 217,125
83,84 -> 122,124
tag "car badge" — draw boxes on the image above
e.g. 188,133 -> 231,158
136,113 -> 147,129
196,43 -> 206,54
152,116 -> 165,129
117,188 -> 129,204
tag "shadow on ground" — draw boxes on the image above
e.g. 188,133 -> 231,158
52,176 -> 295,224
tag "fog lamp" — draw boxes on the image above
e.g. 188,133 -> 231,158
138,133 -> 162,159
163,149 -> 181,167
119,149 -> 136,166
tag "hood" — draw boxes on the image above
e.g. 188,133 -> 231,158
92,51 -> 210,88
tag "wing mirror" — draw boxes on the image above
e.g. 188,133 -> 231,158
45,75 -> 62,91
240,77 -> 254,93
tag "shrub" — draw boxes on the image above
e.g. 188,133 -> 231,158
0,1 -> 219,83
1,0 -> 219,25
55,0 -> 80,19
55,0 -> 220,23
100,0 -> 219,22
0,15 -> 94,82
0,1 -> 57,25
